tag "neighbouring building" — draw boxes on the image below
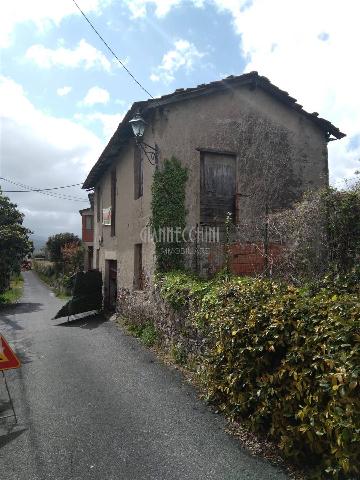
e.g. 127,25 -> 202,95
82,72 -> 345,309
79,193 -> 94,271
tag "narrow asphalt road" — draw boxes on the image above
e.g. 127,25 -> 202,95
0,271 -> 288,480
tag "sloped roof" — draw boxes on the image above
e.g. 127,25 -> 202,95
82,71 -> 346,189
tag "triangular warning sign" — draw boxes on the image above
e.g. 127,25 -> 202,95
0,335 -> 21,371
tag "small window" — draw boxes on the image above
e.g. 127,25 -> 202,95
134,143 -> 143,200
111,170 -> 116,237
134,243 -> 143,290
96,186 -> 101,223
85,215 -> 93,230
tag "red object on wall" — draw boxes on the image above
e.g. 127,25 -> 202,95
82,214 -> 94,243
229,243 -> 284,276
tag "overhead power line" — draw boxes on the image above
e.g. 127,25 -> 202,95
0,177 -> 84,198
72,0 -> 154,99
0,177 -> 88,203
0,180 -> 83,192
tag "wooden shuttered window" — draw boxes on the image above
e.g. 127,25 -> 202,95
200,151 -> 236,225
111,170 -> 116,237
96,186 -> 101,223
134,143 -> 143,200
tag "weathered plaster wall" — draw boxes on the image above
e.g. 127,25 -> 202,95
93,83 -> 329,293
149,85 -> 328,228
93,139 -> 155,296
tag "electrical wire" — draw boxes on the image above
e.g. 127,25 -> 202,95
0,179 -> 83,192
71,0 -> 154,99
0,177 -> 85,199
0,177 -> 88,203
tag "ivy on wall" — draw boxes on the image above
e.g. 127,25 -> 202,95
151,157 -> 188,272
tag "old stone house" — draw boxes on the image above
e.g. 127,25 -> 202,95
82,71 -> 345,308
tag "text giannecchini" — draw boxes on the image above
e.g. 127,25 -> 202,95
140,226 -> 220,243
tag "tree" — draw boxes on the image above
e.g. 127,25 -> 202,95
61,242 -> 84,274
46,233 -> 81,264
269,176 -> 360,281
0,190 -> 33,293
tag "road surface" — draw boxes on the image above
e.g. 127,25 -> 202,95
0,271 -> 288,480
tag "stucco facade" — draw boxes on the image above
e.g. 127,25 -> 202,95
84,73 -> 344,305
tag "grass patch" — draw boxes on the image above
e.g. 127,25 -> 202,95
0,275 -> 24,307
119,318 -> 158,347
55,291 -> 71,300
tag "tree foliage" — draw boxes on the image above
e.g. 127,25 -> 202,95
267,178 -> 360,281
46,233 -> 81,263
0,190 -> 33,293
61,242 -> 84,274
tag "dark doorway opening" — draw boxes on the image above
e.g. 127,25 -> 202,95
134,244 -> 143,290
88,246 -> 93,271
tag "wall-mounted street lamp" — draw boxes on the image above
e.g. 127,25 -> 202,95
129,113 -> 159,168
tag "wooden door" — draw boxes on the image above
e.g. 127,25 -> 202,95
200,152 -> 236,225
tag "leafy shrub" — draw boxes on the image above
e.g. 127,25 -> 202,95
171,342 -> 188,365
270,180 -> 360,281
159,270 -> 360,479
33,260 -> 72,297
124,320 -> 158,347
140,323 -> 157,347
157,271 -> 213,310
33,261 -> 55,278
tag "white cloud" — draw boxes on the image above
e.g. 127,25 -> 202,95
124,0 -> 204,18
0,0 -> 111,48
74,112 -> 124,140
25,39 -> 113,72
125,0 -> 360,184
210,0 -> 360,184
0,76 -> 104,237
80,86 -> 110,107
151,39 -> 204,83
57,86 -> 72,96
124,0 -> 181,18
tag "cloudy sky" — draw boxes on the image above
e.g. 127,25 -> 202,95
1,0 -> 359,242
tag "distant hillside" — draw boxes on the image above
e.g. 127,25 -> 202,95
31,235 -> 47,252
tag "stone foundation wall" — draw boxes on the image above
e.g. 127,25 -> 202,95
117,287 -> 204,356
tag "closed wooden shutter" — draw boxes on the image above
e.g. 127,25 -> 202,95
111,170 -> 116,236
200,151 -> 236,225
134,144 -> 143,200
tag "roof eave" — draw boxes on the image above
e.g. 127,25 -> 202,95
82,72 -> 346,189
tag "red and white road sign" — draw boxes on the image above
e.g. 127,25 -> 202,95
0,335 -> 21,371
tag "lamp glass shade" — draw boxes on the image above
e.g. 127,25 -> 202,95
129,113 -> 146,138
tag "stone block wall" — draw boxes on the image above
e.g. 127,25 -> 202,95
117,286 -> 205,356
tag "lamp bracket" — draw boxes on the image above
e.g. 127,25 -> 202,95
137,140 -> 159,167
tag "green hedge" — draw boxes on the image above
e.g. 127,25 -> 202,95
159,270 -> 360,479
33,260 -> 72,297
